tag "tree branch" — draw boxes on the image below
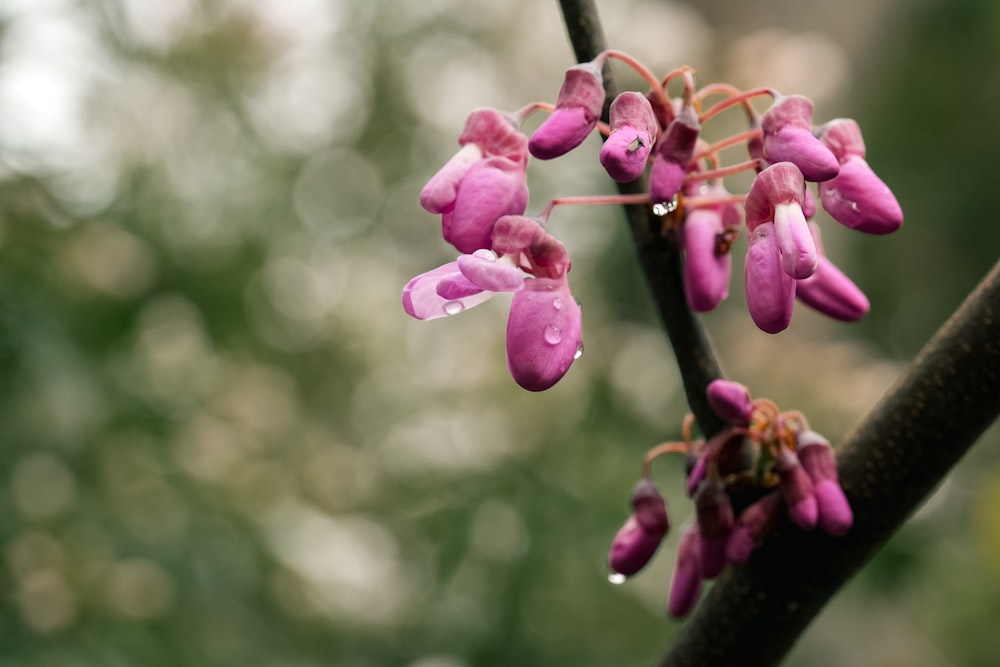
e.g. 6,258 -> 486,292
558,0 -> 726,437
557,1 -> 1000,665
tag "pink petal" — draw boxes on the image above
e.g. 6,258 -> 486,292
457,250 -> 525,293
814,479 -> 853,536
773,202 -> 818,279
744,223 -> 796,333
529,107 -> 597,160
818,156 -> 903,234
600,127 -> 654,182
419,143 -> 483,214
682,207 -> 731,312
608,515 -> 666,576
706,379 -> 753,425
402,262 -> 495,320
459,107 -> 530,165
668,525 -> 704,618
442,156 -> 528,254
796,255 -> 870,322
505,277 -> 582,391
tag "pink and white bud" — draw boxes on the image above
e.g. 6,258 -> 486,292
706,379 -> 754,426
608,479 -> 670,576
505,275 -> 582,391
649,104 -> 700,205
529,61 -> 605,159
761,95 -> 839,182
775,448 -> 818,531
600,92 -> 659,182
441,156 -> 529,254
745,222 -> 796,334
694,475 -> 734,579
668,523 -> 704,618
726,491 -> 783,565
746,163 -> 817,279
797,430 -> 853,536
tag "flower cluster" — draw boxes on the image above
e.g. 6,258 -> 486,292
607,379 -> 852,618
402,50 -> 901,390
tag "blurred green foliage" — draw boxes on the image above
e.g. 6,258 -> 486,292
0,1 -> 995,667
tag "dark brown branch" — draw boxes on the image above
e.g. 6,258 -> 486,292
659,258 -> 1000,667
558,0 -> 725,436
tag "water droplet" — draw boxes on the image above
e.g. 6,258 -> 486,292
573,342 -> 584,360
443,301 -> 465,316
552,297 -> 564,310
607,572 -> 627,585
543,324 -> 562,345
652,197 -> 679,217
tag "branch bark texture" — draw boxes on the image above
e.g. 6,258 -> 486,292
558,1 -> 1000,666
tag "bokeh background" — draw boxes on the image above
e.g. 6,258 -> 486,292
0,0 -> 997,665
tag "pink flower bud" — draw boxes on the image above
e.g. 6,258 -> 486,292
649,104 -> 700,205
761,95 -> 839,182
744,222 -> 796,334
706,379 -> 753,426
490,215 -> 546,256
694,476 -> 734,579
681,187 -> 739,312
818,157 -> 903,235
529,62 -> 605,159
607,480 -> 669,576
775,448 -> 818,531
796,255 -> 870,322
726,491 -> 782,565
505,276 -> 582,391
797,430 -> 853,536
441,156 -> 529,254
668,524 -> 704,618
600,92 -> 658,182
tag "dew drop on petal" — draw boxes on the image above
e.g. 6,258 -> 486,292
543,324 -> 563,345
552,297 -> 564,310
607,572 -> 627,585
652,197 -> 679,217
443,300 -> 465,316
573,341 -> 584,360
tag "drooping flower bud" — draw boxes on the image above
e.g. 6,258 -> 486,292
816,118 -> 903,235
796,430 -> 853,536
761,95 -> 839,182
668,523 -> 704,618
505,275 -> 582,391
608,479 -> 669,577
529,60 -> 605,159
681,184 -> 741,312
726,491 -> 783,565
694,474 -> 734,579
775,447 -> 818,531
706,379 -> 754,426
649,104 -> 700,206
744,222 -> 796,333
600,91 -> 659,182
